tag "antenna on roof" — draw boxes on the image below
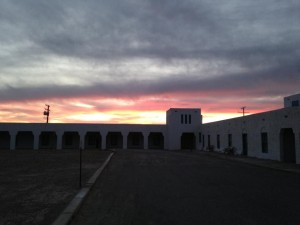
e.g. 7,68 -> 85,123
43,104 -> 50,123
239,106 -> 249,116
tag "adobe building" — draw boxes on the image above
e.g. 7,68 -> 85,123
0,93 -> 299,164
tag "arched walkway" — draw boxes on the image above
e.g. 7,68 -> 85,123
85,132 -> 101,149
148,132 -> 164,149
0,131 -> 10,149
106,132 -> 123,149
127,132 -> 144,149
62,132 -> 80,149
16,131 -> 34,149
39,132 -> 57,149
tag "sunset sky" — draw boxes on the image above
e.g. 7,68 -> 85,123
0,0 -> 299,124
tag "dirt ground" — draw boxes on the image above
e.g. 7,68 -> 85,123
0,149 -> 111,225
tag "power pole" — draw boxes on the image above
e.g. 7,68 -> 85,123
43,104 -> 50,123
239,106 -> 249,116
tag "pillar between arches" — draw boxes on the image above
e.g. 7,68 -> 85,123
79,132 -> 86,149
123,132 -> 128,149
101,132 -> 107,150
10,131 -> 17,150
143,132 -> 149,150
56,132 -> 63,150
33,132 -> 40,150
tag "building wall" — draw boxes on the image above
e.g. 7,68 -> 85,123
1,103 -> 300,164
202,107 -> 300,164
284,93 -> 300,108
0,123 -> 166,150
166,108 -> 202,150
0,108 -> 203,151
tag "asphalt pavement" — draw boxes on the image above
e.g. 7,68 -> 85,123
69,150 -> 300,225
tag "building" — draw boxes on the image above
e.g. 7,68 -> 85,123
284,93 -> 300,108
0,94 -> 299,164
201,93 -> 300,164
0,109 -> 201,151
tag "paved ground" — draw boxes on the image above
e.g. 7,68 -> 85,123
70,150 -> 300,225
0,150 -> 111,225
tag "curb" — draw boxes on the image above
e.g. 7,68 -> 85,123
205,151 -> 300,175
51,152 -> 115,225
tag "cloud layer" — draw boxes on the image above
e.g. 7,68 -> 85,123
0,0 -> 300,123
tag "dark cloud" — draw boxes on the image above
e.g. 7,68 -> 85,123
1,64 -> 299,103
0,0 -> 300,115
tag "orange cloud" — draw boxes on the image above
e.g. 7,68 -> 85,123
0,90 -> 283,124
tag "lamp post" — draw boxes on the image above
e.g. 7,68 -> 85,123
79,141 -> 82,188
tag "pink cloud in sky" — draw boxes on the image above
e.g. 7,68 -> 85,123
0,89 -> 283,124
0,1 -> 299,124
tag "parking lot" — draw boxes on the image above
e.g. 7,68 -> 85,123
70,150 -> 300,225
0,150 -> 111,225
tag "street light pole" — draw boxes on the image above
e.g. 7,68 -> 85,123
79,142 -> 82,188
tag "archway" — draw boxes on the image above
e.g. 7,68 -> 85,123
0,131 -> 10,149
85,132 -> 101,149
127,132 -> 144,149
62,132 -> 80,149
39,132 -> 57,149
181,133 -> 196,150
280,128 -> 296,163
16,131 -> 34,149
148,132 -> 164,149
106,132 -> 123,149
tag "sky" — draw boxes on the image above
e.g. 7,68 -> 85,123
0,0 -> 299,124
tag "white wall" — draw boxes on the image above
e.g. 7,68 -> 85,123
202,107 -> 300,164
166,108 -> 202,150
0,123 -> 166,150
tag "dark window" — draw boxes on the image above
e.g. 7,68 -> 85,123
189,114 -> 191,124
199,132 -> 202,143
261,132 -> 268,153
208,135 -> 211,147
181,114 -> 184,124
292,100 -> 299,107
202,135 -> 205,148
217,134 -> 220,149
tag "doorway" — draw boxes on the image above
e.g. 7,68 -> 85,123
280,128 -> 296,163
242,133 -> 248,156
181,133 -> 196,150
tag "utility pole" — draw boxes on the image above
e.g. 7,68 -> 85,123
239,106 -> 249,116
43,104 -> 50,123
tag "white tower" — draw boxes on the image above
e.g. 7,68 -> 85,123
166,108 -> 202,150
